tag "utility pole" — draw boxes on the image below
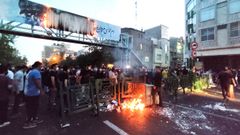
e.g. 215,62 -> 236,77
134,0 -> 138,29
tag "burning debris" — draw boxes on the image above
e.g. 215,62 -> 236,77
121,96 -> 145,112
99,100 -> 118,112
99,96 -> 146,112
98,82 -> 150,112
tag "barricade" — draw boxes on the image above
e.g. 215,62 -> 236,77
58,78 -> 99,121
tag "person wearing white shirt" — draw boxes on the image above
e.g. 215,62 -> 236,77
6,70 -> 14,80
11,65 -> 28,116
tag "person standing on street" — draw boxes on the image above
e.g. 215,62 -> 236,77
237,67 -> 240,88
152,66 -> 163,107
0,64 -> 13,128
23,61 -> 44,129
218,66 -> 235,101
11,65 -> 28,117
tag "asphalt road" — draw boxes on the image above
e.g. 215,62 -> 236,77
1,87 -> 240,135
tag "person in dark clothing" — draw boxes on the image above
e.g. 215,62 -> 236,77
41,67 -> 51,93
57,66 -> 69,115
48,64 -> 59,108
68,67 -> 76,85
80,67 -> 90,84
152,66 -> 163,107
218,66 -> 234,100
237,67 -> 240,87
182,67 -> 188,75
0,64 -> 13,128
146,69 -> 154,84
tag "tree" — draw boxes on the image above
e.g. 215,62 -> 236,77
0,21 -> 28,65
59,46 -> 116,68
78,47 -> 116,68
59,56 -> 77,67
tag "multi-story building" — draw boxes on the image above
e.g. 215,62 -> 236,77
186,0 -> 240,71
121,28 -> 153,69
185,0 -> 197,68
42,43 -> 77,64
145,25 -> 170,68
169,37 -> 184,68
121,25 -> 170,69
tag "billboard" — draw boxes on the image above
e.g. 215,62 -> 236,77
0,0 -> 120,41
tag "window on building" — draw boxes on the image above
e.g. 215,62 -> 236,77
139,43 -> 143,50
217,24 -> 227,30
188,24 -> 194,33
201,27 -> 214,41
200,6 -> 215,22
230,22 -> 240,37
229,0 -> 240,14
187,0 -> 196,12
193,15 -> 197,24
165,54 -> 168,64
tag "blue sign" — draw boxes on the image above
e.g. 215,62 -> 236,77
96,20 -> 121,41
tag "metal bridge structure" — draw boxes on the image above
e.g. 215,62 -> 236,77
0,0 -> 132,67
0,0 -> 135,123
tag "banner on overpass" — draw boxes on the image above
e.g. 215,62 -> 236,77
0,0 -> 121,41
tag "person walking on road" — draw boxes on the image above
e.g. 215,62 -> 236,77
218,66 -> 236,101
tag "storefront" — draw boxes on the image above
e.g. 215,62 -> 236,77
198,55 -> 240,72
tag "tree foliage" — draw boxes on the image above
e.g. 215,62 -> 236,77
60,46 -> 116,68
0,21 -> 28,65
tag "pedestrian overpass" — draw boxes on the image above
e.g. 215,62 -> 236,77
0,0 -> 136,67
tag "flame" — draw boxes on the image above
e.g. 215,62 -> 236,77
42,7 -> 50,28
121,95 -> 145,112
42,13 -> 48,27
229,85 -> 235,99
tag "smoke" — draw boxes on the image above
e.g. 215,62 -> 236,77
111,48 -> 127,68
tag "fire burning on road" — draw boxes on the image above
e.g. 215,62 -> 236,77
121,95 -> 145,112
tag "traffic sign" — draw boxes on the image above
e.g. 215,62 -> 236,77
191,42 -> 198,50
192,50 -> 197,58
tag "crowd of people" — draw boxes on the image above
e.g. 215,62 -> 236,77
1,61 -> 240,129
0,62 -> 44,129
0,62 -> 127,129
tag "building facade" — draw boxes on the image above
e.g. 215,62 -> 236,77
42,43 -> 77,65
121,25 -> 170,69
170,37 -> 184,68
185,0 -> 197,68
145,25 -> 170,68
185,0 -> 240,71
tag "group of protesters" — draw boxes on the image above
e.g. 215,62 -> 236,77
0,61 -> 126,129
0,62 -> 44,129
149,66 -> 194,107
1,60 -> 240,129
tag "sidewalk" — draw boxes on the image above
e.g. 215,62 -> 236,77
196,86 -> 240,102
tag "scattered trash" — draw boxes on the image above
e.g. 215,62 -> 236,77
190,131 -> 196,135
203,103 -> 240,113
154,106 -> 214,134
60,123 -> 70,128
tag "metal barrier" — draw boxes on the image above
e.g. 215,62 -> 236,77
58,79 -> 99,121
